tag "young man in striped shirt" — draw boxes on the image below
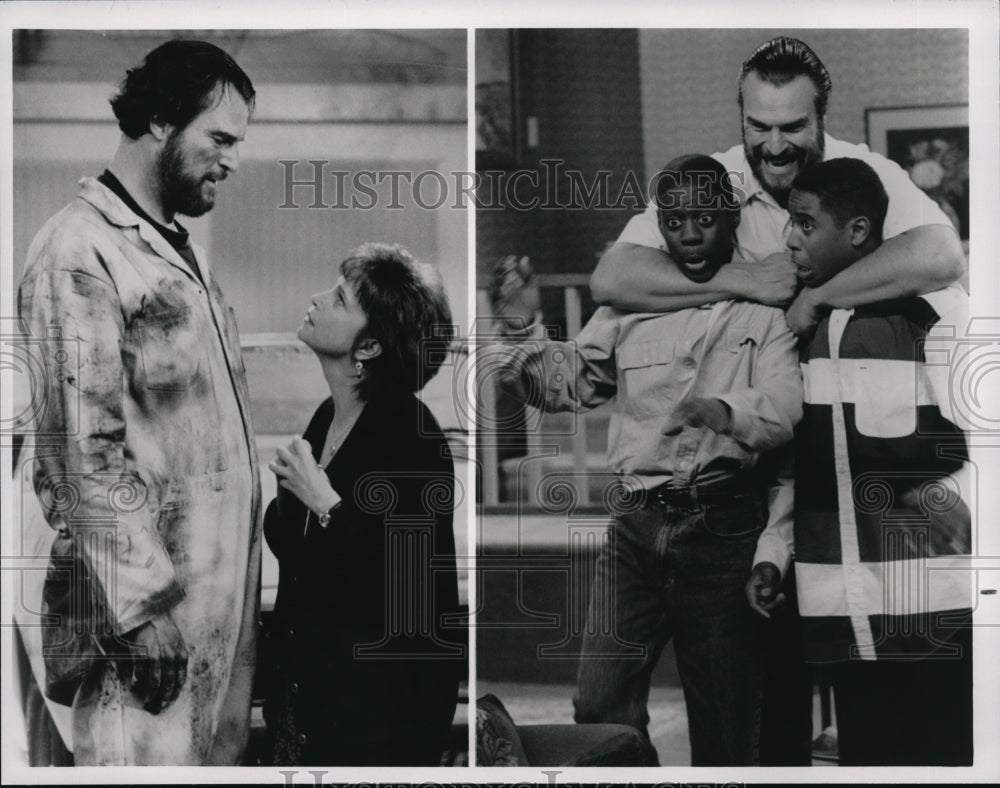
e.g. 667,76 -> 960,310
747,157 -> 973,765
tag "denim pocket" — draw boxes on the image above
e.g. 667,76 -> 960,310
700,496 -> 764,538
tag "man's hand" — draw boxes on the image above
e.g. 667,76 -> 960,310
674,397 -> 731,434
745,562 -> 785,618
489,255 -> 540,334
121,612 -> 188,714
900,484 -> 971,556
724,252 -> 798,307
784,285 -> 826,336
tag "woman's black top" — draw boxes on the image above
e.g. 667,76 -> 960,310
261,391 -> 462,766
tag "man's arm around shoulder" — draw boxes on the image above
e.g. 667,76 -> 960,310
591,242 -> 798,312
787,222 -> 965,335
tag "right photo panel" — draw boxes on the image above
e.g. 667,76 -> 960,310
473,28 -> 976,769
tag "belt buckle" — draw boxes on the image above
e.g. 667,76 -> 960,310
656,485 -> 698,508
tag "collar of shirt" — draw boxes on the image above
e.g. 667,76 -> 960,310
78,175 -> 157,231
715,132 -> 841,211
76,176 -> 209,283
712,135 -> 835,261
98,170 -> 191,250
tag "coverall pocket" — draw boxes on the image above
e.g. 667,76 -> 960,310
135,307 -> 204,391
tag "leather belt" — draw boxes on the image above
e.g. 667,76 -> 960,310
637,478 -> 760,509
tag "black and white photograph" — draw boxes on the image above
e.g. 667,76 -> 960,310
0,1 -> 998,786
473,21 -> 1000,777
4,20 -> 470,775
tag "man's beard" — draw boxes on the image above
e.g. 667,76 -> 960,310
156,130 -> 216,219
745,119 -> 824,207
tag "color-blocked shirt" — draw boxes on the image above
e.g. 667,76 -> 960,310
789,284 -> 972,663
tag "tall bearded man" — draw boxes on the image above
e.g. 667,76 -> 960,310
18,40 -> 261,765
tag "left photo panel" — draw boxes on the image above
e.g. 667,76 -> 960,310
6,29 -> 470,769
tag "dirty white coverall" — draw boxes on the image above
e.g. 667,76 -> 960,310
16,177 -> 261,765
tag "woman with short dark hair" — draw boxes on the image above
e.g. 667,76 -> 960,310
262,243 -> 462,766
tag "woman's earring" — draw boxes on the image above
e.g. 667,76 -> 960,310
355,360 -> 364,376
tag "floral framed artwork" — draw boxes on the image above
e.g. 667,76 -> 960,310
866,104 -> 969,240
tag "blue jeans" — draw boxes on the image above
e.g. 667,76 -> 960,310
573,492 -> 767,766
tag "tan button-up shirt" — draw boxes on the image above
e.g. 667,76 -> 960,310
499,296 -> 801,486
499,294 -> 801,572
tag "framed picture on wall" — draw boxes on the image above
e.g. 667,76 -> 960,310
475,29 -> 519,169
865,104 -> 969,240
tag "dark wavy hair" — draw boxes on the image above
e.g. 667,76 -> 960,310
791,158 -> 889,243
110,39 -> 255,139
738,36 -> 832,118
341,243 -> 453,402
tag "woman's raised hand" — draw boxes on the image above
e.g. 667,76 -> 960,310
269,435 -> 342,516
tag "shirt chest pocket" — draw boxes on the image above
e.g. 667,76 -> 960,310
851,360 -> 917,438
618,340 -> 677,419
725,323 -> 766,353
134,306 -> 207,391
722,323 -> 768,381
